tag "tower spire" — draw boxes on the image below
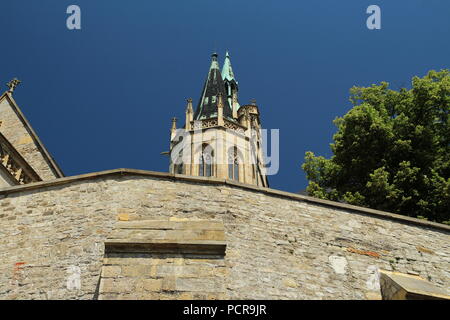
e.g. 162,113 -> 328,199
168,52 -> 269,187
193,53 -> 232,120
221,51 -> 240,117
221,51 -> 236,83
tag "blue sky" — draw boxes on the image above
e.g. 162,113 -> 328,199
1,1 -> 449,192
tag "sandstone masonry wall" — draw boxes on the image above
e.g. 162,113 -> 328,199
0,171 -> 448,299
0,95 -> 60,180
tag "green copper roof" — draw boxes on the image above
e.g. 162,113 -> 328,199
193,53 -> 233,120
221,51 -> 237,83
221,51 -> 241,112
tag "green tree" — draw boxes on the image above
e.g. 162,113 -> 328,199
302,70 -> 450,224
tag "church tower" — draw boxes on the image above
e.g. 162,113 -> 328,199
169,52 -> 269,187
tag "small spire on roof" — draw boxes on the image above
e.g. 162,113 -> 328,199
171,117 -> 177,130
186,98 -> 193,112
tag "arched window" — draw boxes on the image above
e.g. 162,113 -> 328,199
228,146 -> 240,181
199,144 -> 214,177
174,149 -> 184,174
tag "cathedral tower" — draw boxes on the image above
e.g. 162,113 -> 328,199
169,52 -> 268,187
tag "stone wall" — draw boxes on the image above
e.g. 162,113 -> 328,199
99,219 -> 227,300
0,94 -> 61,180
0,168 -> 15,187
100,252 -> 227,300
0,169 -> 448,300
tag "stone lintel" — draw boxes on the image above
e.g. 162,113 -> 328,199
106,220 -> 227,255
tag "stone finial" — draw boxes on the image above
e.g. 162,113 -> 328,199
6,78 -> 21,93
171,117 -> 177,130
170,117 -> 178,139
186,98 -> 193,113
185,99 -> 193,130
250,98 -> 257,106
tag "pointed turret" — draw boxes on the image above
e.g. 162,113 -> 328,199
193,53 -> 233,120
185,98 -> 193,130
170,117 -> 177,140
221,51 -> 240,118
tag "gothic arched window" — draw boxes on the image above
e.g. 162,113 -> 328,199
228,146 -> 240,181
199,144 -> 214,177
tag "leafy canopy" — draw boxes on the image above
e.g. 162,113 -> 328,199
302,70 -> 450,224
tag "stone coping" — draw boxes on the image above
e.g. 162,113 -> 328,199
0,168 -> 449,232
379,270 -> 450,300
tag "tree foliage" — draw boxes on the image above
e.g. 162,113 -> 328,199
302,70 -> 450,224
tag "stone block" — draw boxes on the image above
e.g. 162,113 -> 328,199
175,278 -> 222,293
178,292 -> 194,300
365,291 -> 382,300
121,265 -> 150,277
101,266 -> 121,278
99,279 -> 135,294
117,214 -> 129,221
162,276 -> 177,291
99,279 -> 114,293
282,278 -> 298,288
143,279 -> 162,292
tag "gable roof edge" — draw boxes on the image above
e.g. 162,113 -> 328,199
0,91 -> 64,178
